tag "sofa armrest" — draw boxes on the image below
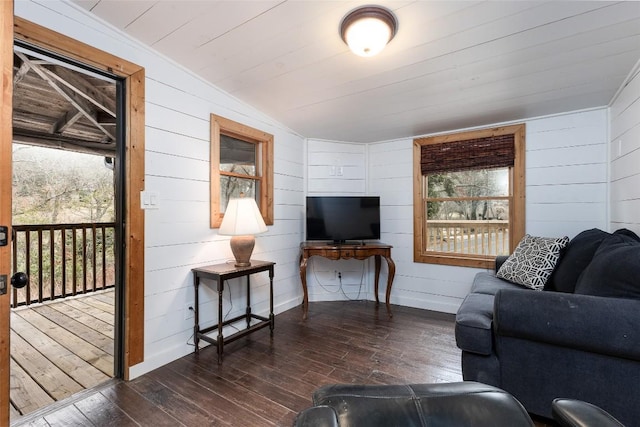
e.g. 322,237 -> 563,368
495,256 -> 509,273
494,289 -> 640,360
293,406 -> 339,427
552,399 -> 625,427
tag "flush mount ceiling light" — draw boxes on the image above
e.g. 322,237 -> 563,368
340,5 -> 398,57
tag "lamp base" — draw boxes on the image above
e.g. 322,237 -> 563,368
229,235 -> 255,267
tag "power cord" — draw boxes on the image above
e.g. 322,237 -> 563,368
340,263 -> 366,301
311,260 -> 342,293
186,284 -> 239,348
186,305 -> 196,347
224,283 -> 240,333
311,259 -> 367,301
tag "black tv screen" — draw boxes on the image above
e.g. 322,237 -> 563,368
306,196 -> 380,243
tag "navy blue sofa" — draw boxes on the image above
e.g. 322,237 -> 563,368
455,229 -> 640,426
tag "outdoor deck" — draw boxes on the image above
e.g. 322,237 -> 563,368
9,289 -> 115,421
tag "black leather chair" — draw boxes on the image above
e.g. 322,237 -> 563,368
293,382 -> 625,427
552,399 -> 625,427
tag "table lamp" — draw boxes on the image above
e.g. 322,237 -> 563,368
218,195 -> 268,267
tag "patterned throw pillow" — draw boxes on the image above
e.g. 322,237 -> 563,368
497,234 -> 570,290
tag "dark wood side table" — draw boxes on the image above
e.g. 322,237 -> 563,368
298,242 -> 395,319
192,260 -> 275,363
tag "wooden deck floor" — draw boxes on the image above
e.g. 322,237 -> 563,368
9,289 -> 115,422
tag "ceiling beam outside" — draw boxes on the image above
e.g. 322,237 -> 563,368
15,51 -> 115,141
52,109 -> 83,134
13,129 -> 116,157
47,64 -> 116,117
13,55 -> 29,84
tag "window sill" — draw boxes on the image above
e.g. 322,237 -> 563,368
414,252 -> 496,269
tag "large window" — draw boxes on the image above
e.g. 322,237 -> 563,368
210,114 -> 273,228
413,124 -> 525,268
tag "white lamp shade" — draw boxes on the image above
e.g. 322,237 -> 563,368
344,17 -> 392,57
218,197 -> 268,236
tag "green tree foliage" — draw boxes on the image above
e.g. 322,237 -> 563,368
11,145 -> 116,305
12,145 -> 115,225
427,174 -> 455,218
427,168 -> 508,220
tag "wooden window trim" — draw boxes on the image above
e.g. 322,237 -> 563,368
413,124 -> 525,269
210,114 -> 273,228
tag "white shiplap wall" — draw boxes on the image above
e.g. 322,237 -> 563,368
304,139 -> 374,301
13,0 -> 628,380
609,64 -> 640,235
307,139 -> 367,194
526,109 -> 609,237
365,109 -> 609,314
15,1 -> 306,378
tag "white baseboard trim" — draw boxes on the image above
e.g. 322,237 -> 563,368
308,291 -> 371,302
391,295 -> 461,315
309,291 -> 461,315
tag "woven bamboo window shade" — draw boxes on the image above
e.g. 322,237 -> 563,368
420,134 -> 515,175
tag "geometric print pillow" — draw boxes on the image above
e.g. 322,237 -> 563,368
497,234 -> 570,290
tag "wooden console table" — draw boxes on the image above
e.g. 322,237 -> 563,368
192,260 -> 275,363
298,242 -> 395,319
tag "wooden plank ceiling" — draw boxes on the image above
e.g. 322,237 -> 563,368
71,1 -> 640,142
13,50 -> 116,156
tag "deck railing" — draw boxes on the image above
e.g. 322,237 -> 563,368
11,222 -> 116,308
426,220 -> 509,256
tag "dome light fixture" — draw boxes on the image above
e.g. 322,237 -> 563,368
340,5 -> 398,57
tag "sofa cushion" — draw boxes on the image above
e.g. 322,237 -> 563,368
471,271 -> 521,296
613,228 -> 640,241
545,228 -> 610,293
455,292 -> 497,356
494,289 -> 640,360
497,234 -> 569,290
456,272 -> 524,355
574,233 -> 640,299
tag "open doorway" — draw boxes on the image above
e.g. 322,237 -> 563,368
9,45 -> 122,421
2,16 -> 145,425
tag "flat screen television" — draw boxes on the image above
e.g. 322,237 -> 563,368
306,196 -> 380,243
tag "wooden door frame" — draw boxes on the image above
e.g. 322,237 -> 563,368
12,16 -> 146,376
1,1 -> 15,423
1,11 -> 145,423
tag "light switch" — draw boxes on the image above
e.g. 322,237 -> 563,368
140,191 -> 160,209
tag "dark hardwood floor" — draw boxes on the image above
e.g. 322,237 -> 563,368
12,301 -> 553,426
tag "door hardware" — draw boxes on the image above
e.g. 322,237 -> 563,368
0,225 -> 7,246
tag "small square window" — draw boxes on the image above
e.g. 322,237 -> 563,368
210,115 -> 273,228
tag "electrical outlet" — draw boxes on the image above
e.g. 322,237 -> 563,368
184,302 -> 195,320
